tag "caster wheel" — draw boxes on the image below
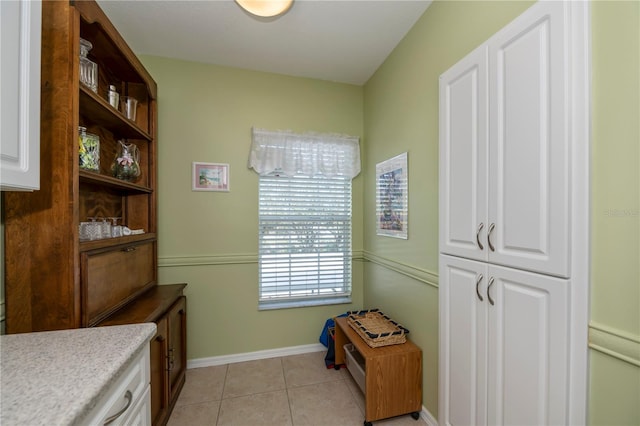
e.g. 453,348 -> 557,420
411,412 -> 420,421
364,422 -> 372,426
334,364 -> 341,370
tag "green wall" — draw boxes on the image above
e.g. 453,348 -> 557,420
589,1 -> 640,424
1,1 -> 637,423
139,56 -> 365,359
361,0 -> 535,417
362,0 -> 639,423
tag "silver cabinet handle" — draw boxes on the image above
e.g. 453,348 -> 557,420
487,223 -> 496,252
121,246 -> 136,253
487,277 -> 495,306
476,223 -> 484,250
475,274 -> 484,302
103,390 -> 132,425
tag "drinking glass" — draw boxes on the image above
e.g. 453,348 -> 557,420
100,217 -> 112,239
120,96 -> 138,121
86,217 -> 102,240
110,217 -> 123,237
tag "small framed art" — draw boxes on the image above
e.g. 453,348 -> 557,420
376,152 -> 408,239
192,162 -> 230,192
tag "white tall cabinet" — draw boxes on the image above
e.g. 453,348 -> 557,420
439,1 -> 590,425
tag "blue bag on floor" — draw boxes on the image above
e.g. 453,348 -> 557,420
319,313 -> 348,348
319,313 -> 348,369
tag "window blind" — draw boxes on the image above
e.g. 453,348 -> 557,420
258,174 -> 352,308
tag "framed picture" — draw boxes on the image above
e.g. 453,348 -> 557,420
376,152 -> 408,239
192,162 -> 230,192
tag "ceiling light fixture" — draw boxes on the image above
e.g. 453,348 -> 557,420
235,0 -> 293,18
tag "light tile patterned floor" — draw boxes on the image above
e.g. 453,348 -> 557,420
168,351 -> 427,426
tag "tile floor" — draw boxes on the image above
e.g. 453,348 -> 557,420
168,351 -> 427,426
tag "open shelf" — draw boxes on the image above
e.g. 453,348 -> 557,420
80,233 -> 157,252
80,87 -> 152,141
76,6 -> 156,97
79,169 -> 153,193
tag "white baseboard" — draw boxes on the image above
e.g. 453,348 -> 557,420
420,406 -> 438,426
187,343 -> 326,369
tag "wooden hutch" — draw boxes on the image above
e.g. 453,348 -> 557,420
2,1 -> 186,424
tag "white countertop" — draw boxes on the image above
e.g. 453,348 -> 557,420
0,323 -> 156,425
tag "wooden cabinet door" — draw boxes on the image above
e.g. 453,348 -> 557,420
487,0 -> 570,278
486,264 -> 569,425
439,45 -> 488,262
167,296 -> 187,404
439,255 -> 488,426
82,241 -> 156,326
150,316 -> 169,426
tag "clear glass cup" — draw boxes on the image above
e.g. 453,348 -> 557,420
120,96 -> 138,121
100,217 -> 111,239
79,222 -> 91,241
109,217 -> 122,238
86,217 -> 102,240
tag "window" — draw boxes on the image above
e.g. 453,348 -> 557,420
258,174 -> 352,309
248,127 -> 360,309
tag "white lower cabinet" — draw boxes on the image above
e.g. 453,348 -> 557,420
84,344 -> 151,425
122,386 -> 152,426
439,255 -> 569,426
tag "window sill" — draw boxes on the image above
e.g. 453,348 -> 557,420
258,296 -> 352,311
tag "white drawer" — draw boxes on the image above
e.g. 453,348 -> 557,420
344,343 -> 366,394
121,386 -> 151,426
83,345 -> 150,425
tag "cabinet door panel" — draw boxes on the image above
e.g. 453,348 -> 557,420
488,0 -> 569,277
168,297 -> 187,403
487,265 -> 569,426
82,241 -> 155,326
439,46 -> 488,262
439,255 -> 488,426
0,0 -> 40,191
150,317 -> 169,426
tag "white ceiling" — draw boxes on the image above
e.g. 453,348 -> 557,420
96,0 -> 432,85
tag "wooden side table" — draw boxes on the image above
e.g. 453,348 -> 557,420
334,316 -> 422,425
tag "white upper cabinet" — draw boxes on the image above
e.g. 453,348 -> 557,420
0,0 -> 41,191
440,1 -> 570,278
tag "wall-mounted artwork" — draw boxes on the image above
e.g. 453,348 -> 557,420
192,162 -> 230,192
376,152 -> 408,239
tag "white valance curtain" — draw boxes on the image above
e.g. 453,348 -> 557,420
248,127 -> 361,178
